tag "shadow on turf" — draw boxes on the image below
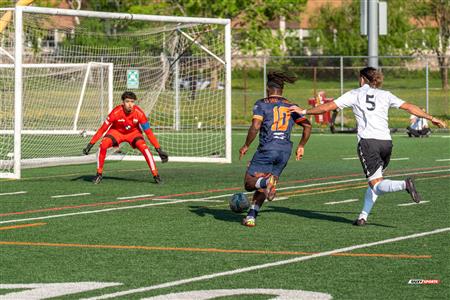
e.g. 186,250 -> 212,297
71,175 -> 145,183
189,205 -> 395,227
189,206 -> 245,223
266,206 -> 395,227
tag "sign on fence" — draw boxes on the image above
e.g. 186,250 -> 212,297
127,69 -> 139,89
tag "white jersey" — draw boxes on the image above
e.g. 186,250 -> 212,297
334,84 -> 405,140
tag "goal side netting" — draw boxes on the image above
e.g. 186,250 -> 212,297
0,6 -> 231,179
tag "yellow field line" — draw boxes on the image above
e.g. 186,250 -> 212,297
0,240 -> 431,259
0,223 -> 46,231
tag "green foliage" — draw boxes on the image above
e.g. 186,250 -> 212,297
59,18 -> 161,53
305,1 -> 365,56
408,0 -> 449,88
0,0 -> 54,7
306,0 -> 416,57
79,0 -> 307,56
407,0 -> 449,53
305,0 -> 448,88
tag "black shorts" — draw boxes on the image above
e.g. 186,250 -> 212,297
357,139 -> 393,179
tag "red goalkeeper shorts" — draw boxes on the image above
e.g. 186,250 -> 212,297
103,129 -> 145,149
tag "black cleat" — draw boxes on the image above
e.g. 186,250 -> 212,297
405,177 -> 421,203
92,173 -> 103,184
352,218 -> 366,226
153,175 -> 162,184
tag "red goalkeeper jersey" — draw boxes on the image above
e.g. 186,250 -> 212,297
90,104 -> 160,148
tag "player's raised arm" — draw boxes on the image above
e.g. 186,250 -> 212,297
399,102 -> 447,128
289,101 -> 338,116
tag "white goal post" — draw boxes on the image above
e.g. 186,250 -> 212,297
0,6 -> 232,179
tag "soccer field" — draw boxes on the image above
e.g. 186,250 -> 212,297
0,133 -> 449,299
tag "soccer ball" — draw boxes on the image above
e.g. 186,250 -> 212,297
229,193 -> 250,213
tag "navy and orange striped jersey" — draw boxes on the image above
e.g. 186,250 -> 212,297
252,96 -> 306,151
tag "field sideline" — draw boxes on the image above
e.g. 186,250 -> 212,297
0,133 -> 449,299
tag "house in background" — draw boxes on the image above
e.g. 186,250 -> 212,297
267,0 -> 347,55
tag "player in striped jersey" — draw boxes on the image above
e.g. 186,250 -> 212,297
239,71 -> 312,227
83,91 -> 168,184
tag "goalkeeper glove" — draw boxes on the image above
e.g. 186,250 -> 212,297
83,143 -> 94,155
156,147 -> 169,163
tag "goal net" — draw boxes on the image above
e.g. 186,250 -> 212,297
0,6 -> 231,179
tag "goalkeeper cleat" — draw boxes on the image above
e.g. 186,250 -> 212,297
92,173 -> 103,184
264,175 -> 277,201
242,216 -> 256,227
405,177 -> 421,203
153,175 -> 162,184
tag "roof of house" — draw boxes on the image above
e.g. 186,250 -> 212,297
40,0 -> 77,30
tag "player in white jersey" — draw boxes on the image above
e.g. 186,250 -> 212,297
289,67 -> 446,226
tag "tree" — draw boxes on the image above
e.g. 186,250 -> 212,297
169,0 -> 309,55
307,0 -> 414,57
307,0 -> 449,89
83,0 -> 308,56
410,0 -> 449,89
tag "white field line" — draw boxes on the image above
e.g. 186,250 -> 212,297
0,191 -> 27,196
1,168 -> 448,225
325,199 -> 359,205
436,159 -> 450,162
398,201 -> 430,207
151,198 -> 223,202
174,168 -> 450,203
270,196 -> 289,202
0,199 -> 222,225
51,193 -> 91,199
342,157 -> 409,161
82,227 -> 450,300
272,168 -> 450,193
116,194 -> 154,200
441,136 -> 450,138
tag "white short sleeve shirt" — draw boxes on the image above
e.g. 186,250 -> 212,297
334,84 -> 405,140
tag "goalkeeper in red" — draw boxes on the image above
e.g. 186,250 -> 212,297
83,91 -> 168,184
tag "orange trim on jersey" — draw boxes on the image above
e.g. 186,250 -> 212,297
253,115 -> 263,121
295,117 -> 307,124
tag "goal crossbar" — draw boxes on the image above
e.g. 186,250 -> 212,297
21,6 -> 230,25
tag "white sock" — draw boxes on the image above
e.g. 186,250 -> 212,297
360,186 -> 378,220
374,179 -> 406,194
255,177 -> 264,189
251,204 -> 260,212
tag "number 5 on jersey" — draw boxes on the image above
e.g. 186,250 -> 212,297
366,95 -> 376,111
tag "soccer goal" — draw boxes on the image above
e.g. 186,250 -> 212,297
0,6 -> 231,179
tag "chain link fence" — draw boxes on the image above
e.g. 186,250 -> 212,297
232,55 -> 449,131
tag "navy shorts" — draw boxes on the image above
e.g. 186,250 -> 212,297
247,149 -> 291,177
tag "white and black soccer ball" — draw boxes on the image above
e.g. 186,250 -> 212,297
229,193 -> 250,213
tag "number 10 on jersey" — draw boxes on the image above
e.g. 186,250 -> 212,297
271,106 -> 290,131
